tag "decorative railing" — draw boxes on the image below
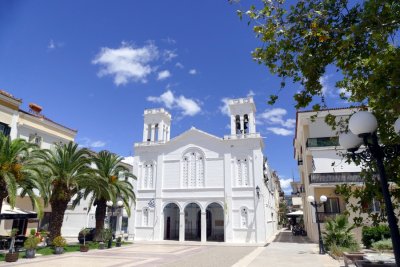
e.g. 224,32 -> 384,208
309,172 -> 363,184
135,140 -> 166,147
223,133 -> 261,140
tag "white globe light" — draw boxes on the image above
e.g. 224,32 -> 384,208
106,200 -> 113,207
320,195 -> 327,203
307,196 -> 315,203
117,200 -> 123,207
339,132 -> 363,150
394,117 -> 400,135
349,111 -> 378,135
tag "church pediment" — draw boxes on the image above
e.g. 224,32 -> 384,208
168,127 -> 222,144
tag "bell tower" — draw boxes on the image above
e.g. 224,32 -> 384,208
142,108 -> 171,142
228,97 -> 256,135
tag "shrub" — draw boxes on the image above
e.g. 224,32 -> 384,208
24,236 -> 40,250
52,236 -> 67,248
371,239 -> 393,252
323,215 -> 358,249
30,229 -> 36,236
361,225 -> 390,248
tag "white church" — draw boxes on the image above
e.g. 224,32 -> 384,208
133,97 -> 279,244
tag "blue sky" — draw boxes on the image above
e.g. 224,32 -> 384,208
0,0 -> 348,193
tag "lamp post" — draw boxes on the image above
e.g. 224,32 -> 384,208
339,111 -> 400,266
106,200 -> 124,232
307,195 -> 327,255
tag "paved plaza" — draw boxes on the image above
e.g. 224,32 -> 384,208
1,231 -> 341,267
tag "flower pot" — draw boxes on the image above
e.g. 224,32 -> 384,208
54,247 -> 64,254
5,252 -> 19,262
116,242 -> 121,247
25,249 -> 36,258
80,245 -> 89,252
98,242 -> 105,249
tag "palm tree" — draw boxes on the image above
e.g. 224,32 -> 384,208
323,214 -> 357,250
76,150 -> 136,241
0,133 -> 44,217
38,142 -> 95,242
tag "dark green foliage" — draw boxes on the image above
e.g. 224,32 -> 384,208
362,225 -> 391,248
323,215 -> 358,250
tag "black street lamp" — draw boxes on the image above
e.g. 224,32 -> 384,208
307,195 -> 327,254
339,111 -> 400,266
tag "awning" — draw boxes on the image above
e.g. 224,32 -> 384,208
0,202 -> 37,219
287,210 -> 303,216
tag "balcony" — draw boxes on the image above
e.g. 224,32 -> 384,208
317,212 -> 341,222
309,172 -> 363,184
223,132 -> 261,140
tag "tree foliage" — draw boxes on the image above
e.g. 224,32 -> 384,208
232,0 -> 400,224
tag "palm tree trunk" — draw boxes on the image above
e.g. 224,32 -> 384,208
0,187 -> 7,215
94,199 -> 107,241
48,198 -> 69,242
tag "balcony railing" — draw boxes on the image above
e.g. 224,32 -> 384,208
223,132 -> 261,140
317,212 -> 341,223
309,172 -> 363,184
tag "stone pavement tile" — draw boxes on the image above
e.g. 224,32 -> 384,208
162,246 -> 257,267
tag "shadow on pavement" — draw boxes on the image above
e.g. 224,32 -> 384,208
273,230 -> 313,244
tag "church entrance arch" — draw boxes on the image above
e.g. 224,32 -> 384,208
184,203 -> 201,241
206,202 -> 224,242
163,203 -> 180,240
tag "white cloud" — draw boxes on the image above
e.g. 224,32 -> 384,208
162,37 -> 176,44
280,178 -> 293,194
259,108 -> 295,128
47,39 -> 63,50
219,98 -> 230,117
163,50 -> 177,62
157,70 -> 171,80
338,88 -> 352,98
92,42 -> 159,85
78,138 -> 106,148
175,62 -> 184,69
267,127 -> 294,136
319,74 -> 334,96
147,90 -> 201,116
188,69 -> 197,75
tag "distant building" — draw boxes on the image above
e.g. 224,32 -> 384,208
133,97 -> 278,243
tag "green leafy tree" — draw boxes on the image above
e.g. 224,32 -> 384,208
38,142 -> 95,242
0,133 -> 45,217
75,150 -> 136,241
232,0 -> 400,224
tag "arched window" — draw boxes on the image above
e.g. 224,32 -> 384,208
235,115 -> 241,134
240,207 -> 248,228
182,149 -> 204,188
236,158 -> 249,187
143,207 -> 149,226
243,114 -> 249,134
143,162 -> 154,189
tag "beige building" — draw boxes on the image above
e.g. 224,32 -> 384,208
0,90 -> 77,236
294,108 -> 366,242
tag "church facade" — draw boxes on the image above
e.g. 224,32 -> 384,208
133,97 -> 278,244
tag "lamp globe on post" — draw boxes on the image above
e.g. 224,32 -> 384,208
319,195 -> 327,203
348,111 -> 378,136
106,200 -> 113,207
339,132 -> 363,151
307,196 -> 315,203
117,200 -> 123,207
394,117 -> 400,135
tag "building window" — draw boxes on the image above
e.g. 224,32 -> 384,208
236,158 -> 249,187
143,208 -> 149,226
240,207 -> 248,228
29,134 -> 42,147
0,122 -> 11,136
306,137 -> 339,147
143,163 -> 154,189
369,198 -> 381,213
324,198 -> 340,213
181,150 -> 204,188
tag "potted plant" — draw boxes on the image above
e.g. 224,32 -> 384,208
24,230 -> 40,259
5,228 -> 19,262
116,236 -> 122,247
98,229 -> 107,250
52,236 -> 67,254
79,228 -> 90,252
